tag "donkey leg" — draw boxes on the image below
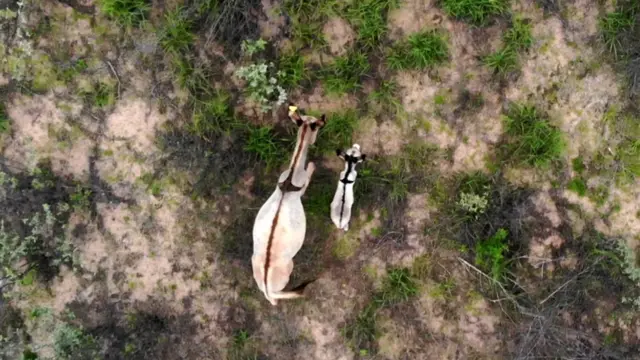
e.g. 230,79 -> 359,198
300,162 -> 316,196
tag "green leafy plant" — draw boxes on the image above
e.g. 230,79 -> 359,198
475,228 -> 509,280
70,185 -> 92,211
502,104 -> 564,168
98,0 -> 150,28
387,31 -> 449,70
278,52 -> 306,88
53,323 -> 99,360
439,0 -> 508,25
235,40 -> 288,112
322,51 -> 370,94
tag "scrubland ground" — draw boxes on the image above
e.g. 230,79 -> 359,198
1,0 -> 640,359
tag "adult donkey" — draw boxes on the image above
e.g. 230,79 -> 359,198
252,105 -> 326,305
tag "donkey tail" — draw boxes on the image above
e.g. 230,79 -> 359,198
271,279 -> 316,300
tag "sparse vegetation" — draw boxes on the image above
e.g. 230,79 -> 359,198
159,7 -> 194,55
387,31 -> 449,70
98,0 -> 150,28
0,102 -> 9,133
501,104 -> 564,168
439,0 -> 508,25
344,0 -> 399,49
321,51 -> 370,94
484,16 -> 533,74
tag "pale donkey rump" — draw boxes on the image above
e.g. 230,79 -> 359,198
251,105 -> 325,306
330,144 -> 366,231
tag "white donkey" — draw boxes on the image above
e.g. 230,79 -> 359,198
330,144 -> 366,231
252,105 -> 326,306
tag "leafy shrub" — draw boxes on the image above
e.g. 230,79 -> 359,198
235,39 -> 287,112
475,228 -> 509,280
457,191 -> 489,217
387,31 -> 448,70
54,323 -> 99,360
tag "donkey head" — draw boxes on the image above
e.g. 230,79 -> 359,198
288,104 -> 326,145
336,144 -> 366,165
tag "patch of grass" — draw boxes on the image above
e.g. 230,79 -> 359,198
439,0 -> 508,25
314,110 -> 359,154
600,8 -> 636,58
289,21 -> 327,50
369,79 -> 399,109
189,91 -> 235,139
572,156 -> 586,173
0,103 -> 9,134
343,304 -> 377,355
159,7 -> 194,56
567,177 -> 587,196
82,82 -> 115,108
58,59 -> 88,83
321,51 -> 370,94
98,0 -> 150,28
504,16 -> 534,51
278,52 -> 306,88
345,0 -> 399,49
374,268 -> 419,306
501,104 -> 564,168
483,45 -> 518,74
228,329 -> 258,360
475,228 -> 509,281
69,185 -> 92,212
387,31 -> 449,70
243,126 -> 291,171
484,16 -> 533,75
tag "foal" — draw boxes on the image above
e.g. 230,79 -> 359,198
330,144 -> 366,231
251,105 -> 326,305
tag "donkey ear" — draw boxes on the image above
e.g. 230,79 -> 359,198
359,154 -> 367,162
336,149 -> 345,160
318,114 -> 327,127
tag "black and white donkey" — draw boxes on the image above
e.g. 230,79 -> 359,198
330,144 -> 366,231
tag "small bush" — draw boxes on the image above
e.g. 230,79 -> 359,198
387,31 -> 448,70
439,0 -> 508,25
322,52 -> 370,94
54,323 -> 99,360
475,228 -> 509,280
502,104 -> 564,168
98,0 -> 150,28
235,40 -> 288,112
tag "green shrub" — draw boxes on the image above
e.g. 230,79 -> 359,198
98,0 -> 150,28
502,104 -> 564,168
439,0 -> 508,25
387,31 -> 448,70
475,228 -> 509,280
567,177 -> 587,196
54,323 -> 99,360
